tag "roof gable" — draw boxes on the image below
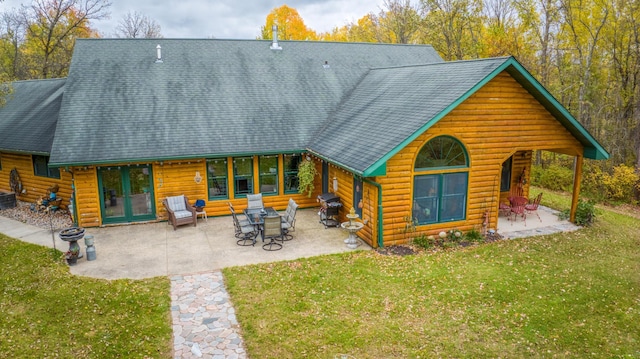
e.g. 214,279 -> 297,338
308,56 -> 608,176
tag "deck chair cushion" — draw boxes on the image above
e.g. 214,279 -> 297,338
166,195 -> 186,212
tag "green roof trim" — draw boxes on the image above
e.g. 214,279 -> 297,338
362,57 -> 609,176
502,60 -> 609,160
363,162 -> 386,177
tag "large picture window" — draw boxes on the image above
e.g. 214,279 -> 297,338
233,157 -> 253,197
413,136 -> 468,225
283,154 -> 301,194
207,158 -> 228,199
33,155 -> 60,179
259,155 -> 278,195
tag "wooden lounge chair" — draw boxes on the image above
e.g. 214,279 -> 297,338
162,195 -> 197,230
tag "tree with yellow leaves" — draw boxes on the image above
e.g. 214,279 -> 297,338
260,5 -> 317,41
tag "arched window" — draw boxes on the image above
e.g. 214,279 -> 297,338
413,136 -> 469,225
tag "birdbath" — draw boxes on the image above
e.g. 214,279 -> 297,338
59,227 -> 85,259
341,207 -> 364,249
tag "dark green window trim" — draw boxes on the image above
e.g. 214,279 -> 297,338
33,155 -> 60,179
413,136 -> 468,225
415,135 -> 469,171
500,156 -> 512,192
233,157 -> 253,198
283,154 -> 301,194
259,155 -> 278,196
206,158 -> 229,200
413,172 -> 468,225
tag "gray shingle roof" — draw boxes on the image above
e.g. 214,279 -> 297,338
49,39 -> 443,166
0,79 -> 66,154
308,56 -> 609,174
308,57 -> 511,174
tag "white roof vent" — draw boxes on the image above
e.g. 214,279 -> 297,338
270,25 -> 282,51
155,44 -> 163,63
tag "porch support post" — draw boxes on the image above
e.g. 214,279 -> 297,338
570,155 -> 583,223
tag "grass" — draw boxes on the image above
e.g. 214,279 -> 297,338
224,190 -> 640,358
2,188 -> 639,358
0,237 -> 172,358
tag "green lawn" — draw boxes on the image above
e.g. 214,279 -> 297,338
2,189 -> 639,358
224,192 -> 640,358
0,238 -> 172,358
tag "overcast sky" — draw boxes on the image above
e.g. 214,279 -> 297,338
2,0 -> 387,39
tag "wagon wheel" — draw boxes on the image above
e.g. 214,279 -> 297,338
9,168 -> 22,194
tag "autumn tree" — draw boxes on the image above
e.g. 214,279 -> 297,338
115,11 -> 162,38
260,5 -> 317,40
419,0 -> 484,60
19,0 -> 109,79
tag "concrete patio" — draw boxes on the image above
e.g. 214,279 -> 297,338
0,205 -> 579,280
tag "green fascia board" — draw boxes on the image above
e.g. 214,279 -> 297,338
503,61 -> 610,160
49,150 -> 308,168
362,57 -> 609,176
363,162 -> 386,177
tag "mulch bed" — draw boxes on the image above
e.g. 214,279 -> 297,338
376,232 -> 505,256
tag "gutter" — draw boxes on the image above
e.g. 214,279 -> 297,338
363,178 -> 384,248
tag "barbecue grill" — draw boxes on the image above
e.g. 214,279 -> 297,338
317,193 -> 342,228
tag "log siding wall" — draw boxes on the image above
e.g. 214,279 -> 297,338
373,72 -> 584,245
0,152 -> 72,208
73,155 -> 324,227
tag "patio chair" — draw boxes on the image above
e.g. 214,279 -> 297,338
509,196 -> 528,226
228,202 -> 250,226
233,211 -> 258,246
499,201 -> 511,217
280,198 -> 298,241
261,215 -> 284,251
525,192 -> 543,222
162,195 -> 197,230
246,193 -> 264,209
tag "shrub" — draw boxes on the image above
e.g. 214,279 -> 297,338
413,234 -> 437,249
465,228 -> 484,243
531,164 -> 574,192
559,199 -> 597,226
601,165 -> 639,203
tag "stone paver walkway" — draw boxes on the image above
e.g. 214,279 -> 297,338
171,272 -> 247,359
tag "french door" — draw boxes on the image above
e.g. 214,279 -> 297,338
98,165 -> 155,224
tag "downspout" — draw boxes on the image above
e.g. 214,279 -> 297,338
363,178 -> 384,248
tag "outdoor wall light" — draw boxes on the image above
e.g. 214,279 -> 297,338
194,171 -> 202,184
333,177 -> 338,193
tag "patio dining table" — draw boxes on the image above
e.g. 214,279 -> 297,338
243,207 -> 279,234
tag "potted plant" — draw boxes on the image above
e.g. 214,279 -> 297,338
297,156 -> 318,198
65,247 -> 80,265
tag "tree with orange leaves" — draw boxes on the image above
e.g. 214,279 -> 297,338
259,5 -> 317,41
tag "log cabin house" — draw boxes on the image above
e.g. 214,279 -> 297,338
0,37 -> 608,247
